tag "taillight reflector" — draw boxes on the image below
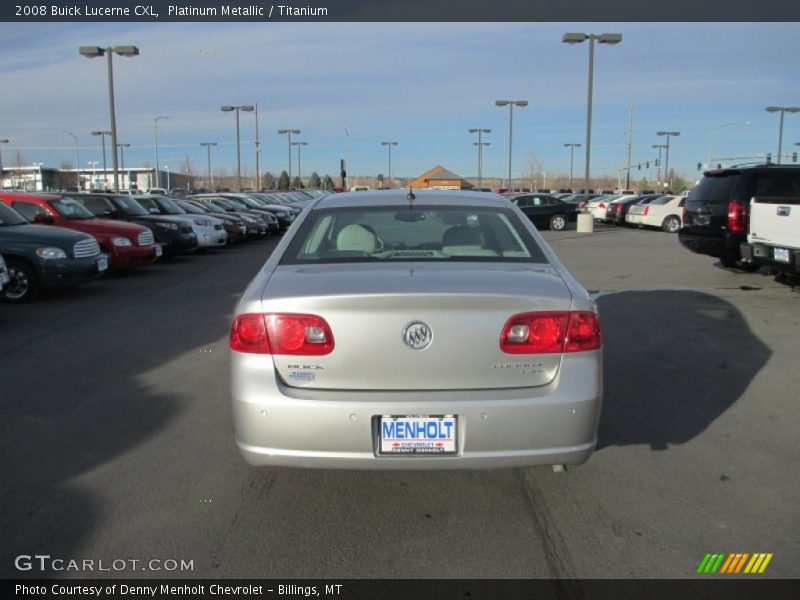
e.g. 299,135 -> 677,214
500,311 -> 602,354
230,313 -> 334,355
727,200 -> 747,233
616,204 -> 624,213
643,206 -> 650,216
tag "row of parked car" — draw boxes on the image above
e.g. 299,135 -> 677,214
0,189 -> 330,302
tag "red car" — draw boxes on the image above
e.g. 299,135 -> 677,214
0,191 -> 162,269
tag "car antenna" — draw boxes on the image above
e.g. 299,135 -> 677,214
406,187 -> 415,205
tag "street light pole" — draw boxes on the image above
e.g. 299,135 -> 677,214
200,142 -> 217,189
291,141 -> 308,182
0,139 -> 8,189
564,143 -> 581,189
254,103 -> 260,190
153,115 -> 168,189
381,141 -> 398,187
117,143 -> 130,188
278,129 -> 301,186
563,32 -> 622,206
62,130 -> 80,189
80,45 -> 139,193
652,144 -> 667,187
495,100 -> 528,187
91,130 -> 111,188
469,129 -> 491,190
765,106 -> 800,164
221,105 -> 255,191
656,131 -> 680,189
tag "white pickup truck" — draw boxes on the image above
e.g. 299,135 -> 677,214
740,196 -> 800,275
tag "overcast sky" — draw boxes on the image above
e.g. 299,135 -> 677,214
1,22 -> 799,181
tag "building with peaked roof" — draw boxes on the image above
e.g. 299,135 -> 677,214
407,165 -> 473,190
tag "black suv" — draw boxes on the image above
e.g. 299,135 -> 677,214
678,164 -> 800,271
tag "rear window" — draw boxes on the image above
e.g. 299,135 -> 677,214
688,173 -> 740,204
281,205 -> 548,264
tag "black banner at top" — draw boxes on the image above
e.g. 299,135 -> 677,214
4,0 -> 800,22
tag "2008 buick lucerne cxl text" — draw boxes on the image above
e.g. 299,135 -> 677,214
230,190 -> 602,470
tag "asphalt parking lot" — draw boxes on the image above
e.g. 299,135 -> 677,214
1,225 -> 798,579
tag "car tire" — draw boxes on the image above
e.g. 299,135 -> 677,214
662,215 -> 681,233
3,259 -> 39,303
719,255 -> 761,272
549,214 -> 567,231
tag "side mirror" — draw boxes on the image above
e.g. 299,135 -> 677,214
34,213 -> 55,224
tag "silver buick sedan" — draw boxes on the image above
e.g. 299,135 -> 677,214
230,190 -> 602,469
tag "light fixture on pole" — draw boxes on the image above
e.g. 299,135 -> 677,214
291,141 -> 308,183
254,103 -> 261,190
469,129 -> 491,190
164,165 -> 170,191
153,115 -> 168,189
765,106 -> 800,164
200,142 -> 217,189
656,131 -> 680,189
79,45 -> 140,193
221,105 -> 254,191
651,144 -> 667,186
116,143 -> 130,189
380,141 -> 398,187
707,121 -> 750,169
564,143 -> 581,189
494,100 -> 528,187
278,129 -> 301,184
90,130 -> 111,187
0,139 -> 8,190
563,32 -> 622,207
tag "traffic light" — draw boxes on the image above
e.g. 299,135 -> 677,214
654,159 -> 659,166
793,152 -> 798,163
646,161 -> 650,169
697,162 -> 702,171
766,153 -> 772,164
637,163 -> 641,171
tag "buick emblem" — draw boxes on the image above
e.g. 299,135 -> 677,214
777,206 -> 791,217
402,321 -> 432,350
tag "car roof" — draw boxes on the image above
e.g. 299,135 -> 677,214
316,189 -> 508,210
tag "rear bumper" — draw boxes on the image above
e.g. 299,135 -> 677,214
741,242 -> 800,274
678,229 -> 745,259
232,351 -> 602,470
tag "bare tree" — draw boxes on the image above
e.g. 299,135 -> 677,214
522,151 -> 545,190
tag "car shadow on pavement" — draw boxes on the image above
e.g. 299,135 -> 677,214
596,290 -> 771,451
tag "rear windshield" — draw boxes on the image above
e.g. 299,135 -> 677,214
280,204 -> 548,264
689,173 -> 740,204
748,170 -> 800,198
0,202 -> 28,225
649,195 -> 677,205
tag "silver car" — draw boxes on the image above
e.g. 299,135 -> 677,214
230,190 -> 602,469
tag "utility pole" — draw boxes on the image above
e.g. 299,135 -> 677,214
625,105 -> 634,189
254,102 -> 261,190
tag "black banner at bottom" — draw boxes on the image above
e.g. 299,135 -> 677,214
5,579 -> 800,600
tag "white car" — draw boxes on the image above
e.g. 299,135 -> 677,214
628,195 -> 685,232
586,195 -> 618,220
0,254 -> 9,292
136,196 -> 227,248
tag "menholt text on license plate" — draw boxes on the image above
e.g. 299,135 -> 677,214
379,415 -> 457,455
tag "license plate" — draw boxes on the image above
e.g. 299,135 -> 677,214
154,245 -> 163,257
774,247 -> 790,263
97,257 -> 108,272
379,415 -> 457,455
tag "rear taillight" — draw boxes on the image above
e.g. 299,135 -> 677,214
500,311 -> 601,354
599,203 -> 606,209
643,206 -> 650,216
615,204 -> 624,213
727,200 -> 747,232
230,313 -> 334,355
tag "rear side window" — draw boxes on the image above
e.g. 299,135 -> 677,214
10,200 -> 47,221
689,174 -> 740,204
748,170 -> 800,198
77,196 -> 114,216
